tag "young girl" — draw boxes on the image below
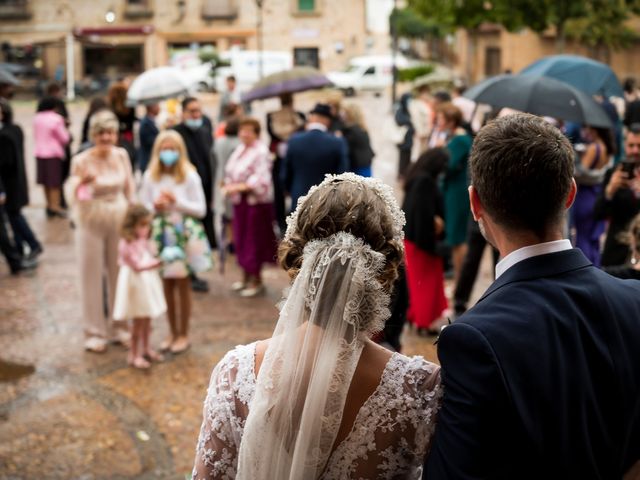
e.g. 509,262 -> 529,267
113,204 -> 167,369
139,130 -> 211,354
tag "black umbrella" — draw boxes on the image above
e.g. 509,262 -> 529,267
464,74 -> 612,128
0,67 -> 20,86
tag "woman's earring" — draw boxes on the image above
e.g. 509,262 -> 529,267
631,256 -> 638,266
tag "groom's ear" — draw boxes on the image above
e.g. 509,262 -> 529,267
469,185 -> 483,221
565,178 -> 577,209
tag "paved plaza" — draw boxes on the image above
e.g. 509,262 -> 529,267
0,93 -> 494,479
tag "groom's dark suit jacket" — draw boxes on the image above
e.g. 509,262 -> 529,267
425,249 -> 640,479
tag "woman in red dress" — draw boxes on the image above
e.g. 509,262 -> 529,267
402,147 -> 449,334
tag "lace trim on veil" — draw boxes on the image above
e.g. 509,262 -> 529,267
277,231 -> 391,336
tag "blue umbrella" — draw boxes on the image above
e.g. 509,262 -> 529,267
520,54 -> 623,98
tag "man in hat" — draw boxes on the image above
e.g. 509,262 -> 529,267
281,103 -> 349,210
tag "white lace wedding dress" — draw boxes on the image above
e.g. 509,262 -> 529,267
192,342 -> 442,480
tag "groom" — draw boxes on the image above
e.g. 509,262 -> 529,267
425,114 -> 640,479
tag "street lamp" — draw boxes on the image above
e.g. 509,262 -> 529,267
256,0 -> 264,80
391,0 -> 398,108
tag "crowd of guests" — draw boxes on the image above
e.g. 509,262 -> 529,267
394,80 -> 640,337
4,71 -> 640,362
0,75 -> 380,366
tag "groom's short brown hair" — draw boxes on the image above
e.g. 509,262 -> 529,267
470,113 -> 574,237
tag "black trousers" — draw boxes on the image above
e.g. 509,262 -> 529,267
453,219 -> 499,314
202,207 -> 217,250
398,148 -> 412,178
0,207 -> 22,272
7,209 -> 41,254
272,156 -> 287,236
383,265 -> 409,352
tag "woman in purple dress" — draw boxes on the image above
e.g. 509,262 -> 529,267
572,126 -> 614,266
224,117 -> 277,297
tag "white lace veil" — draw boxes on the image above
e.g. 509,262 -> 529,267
236,173 -> 405,479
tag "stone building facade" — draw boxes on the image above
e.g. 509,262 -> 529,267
452,21 -> 640,84
0,0 -> 391,89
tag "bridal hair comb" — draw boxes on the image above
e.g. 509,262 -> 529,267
284,172 -> 406,244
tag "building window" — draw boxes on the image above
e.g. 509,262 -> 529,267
0,0 -> 31,20
297,0 -> 315,11
294,47 -> 319,69
124,0 -> 153,19
484,47 -> 501,77
202,0 -> 237,20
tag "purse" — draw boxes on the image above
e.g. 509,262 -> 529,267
390,123 -> 409,145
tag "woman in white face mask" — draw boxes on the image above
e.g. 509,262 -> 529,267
139,130 -> 212,354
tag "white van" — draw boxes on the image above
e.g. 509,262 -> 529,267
327,55 -> 415,96
215,50 -> 293,92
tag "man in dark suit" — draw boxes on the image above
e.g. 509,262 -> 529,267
594,124 -> 640,266
136,103 -> 159,172
425,113 -> 640,479
281,103 -> 348,210
173,96 -> 215,292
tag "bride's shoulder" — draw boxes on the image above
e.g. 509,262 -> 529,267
386,353 -> 441,394
210,342 -> 257,380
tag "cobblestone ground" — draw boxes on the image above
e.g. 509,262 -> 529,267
0,91 -> 493,479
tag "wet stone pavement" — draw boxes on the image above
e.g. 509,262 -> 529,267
0,94 -> 493,479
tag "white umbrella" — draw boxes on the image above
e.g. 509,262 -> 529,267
126,66 -> 190,106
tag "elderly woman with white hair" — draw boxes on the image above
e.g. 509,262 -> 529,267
65,110 -> 136,353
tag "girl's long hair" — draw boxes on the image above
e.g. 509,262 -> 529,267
147,130 -> 194,184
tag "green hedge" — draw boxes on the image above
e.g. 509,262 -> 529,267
397,64 -> 434,82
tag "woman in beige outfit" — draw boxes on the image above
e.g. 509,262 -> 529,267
65,110 -> 136,352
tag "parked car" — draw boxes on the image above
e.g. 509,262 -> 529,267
180,62 -> 216,92
327,55 -> 417,96
214,50 -> 293,92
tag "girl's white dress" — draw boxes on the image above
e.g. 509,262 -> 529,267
113,238 -> 167,320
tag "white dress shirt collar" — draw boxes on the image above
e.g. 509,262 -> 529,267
306,122 -> 328,132
495,239 -> 573,279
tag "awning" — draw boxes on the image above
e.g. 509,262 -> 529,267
73,25 -> 154,37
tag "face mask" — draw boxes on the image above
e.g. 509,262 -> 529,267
159,149 -> 179,166
185,118 -> 203,130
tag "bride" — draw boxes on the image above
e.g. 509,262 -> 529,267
192,173 -> 442,479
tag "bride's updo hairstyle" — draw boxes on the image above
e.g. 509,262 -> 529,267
279,174 -> 404,292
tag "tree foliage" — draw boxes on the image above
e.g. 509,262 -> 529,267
408,0 -> 500,32
391,7 -> 444,39
565,0 -> 639,52
407,0 -> 640,52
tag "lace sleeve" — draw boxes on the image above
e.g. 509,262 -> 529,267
192,347 -> 253,480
